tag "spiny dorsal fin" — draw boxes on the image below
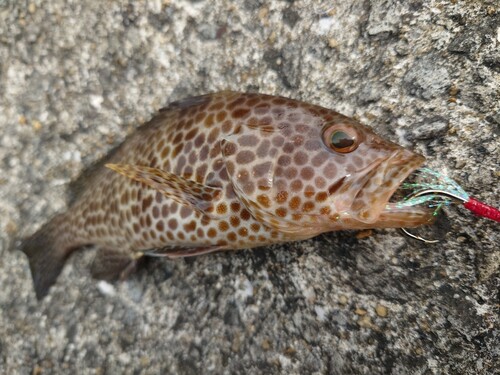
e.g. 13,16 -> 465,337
106,164 -> 224,216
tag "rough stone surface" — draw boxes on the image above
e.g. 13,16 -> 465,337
0,1 -> 498,374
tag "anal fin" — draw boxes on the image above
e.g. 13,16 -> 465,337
144,245 -> 223,259
91,248 -> 142,281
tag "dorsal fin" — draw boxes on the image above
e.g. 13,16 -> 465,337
105,164 -> 225,217
67,112 -> 169,205
67,94 -> 219,206
159,93 -> 214,111
67,142 -> 124,205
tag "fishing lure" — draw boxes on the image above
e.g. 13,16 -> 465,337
392,168 -> 500,242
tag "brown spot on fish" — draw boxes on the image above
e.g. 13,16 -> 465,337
227,97 -> 246,110
323,163 -> 337,179
216,203 -> 228,215
315,192 -> 328,202
257,195 -> 271,208
168,219 -> 178,230
194,112 -> 205,123
240,209 -> 251,221
230,216 -> 240,227
236,150 -> 255,165
207,228 -> 217,238
320,206 -> 331,215
291,180 -> 303,192
232,108 -> 250,119
275,207 -> 287,218
302,202 -> 315,212
278,155 -> 291,167
172,143 -> 183,158
304,189 -> 314,198
142,195 -> 153,211
215,111 -> 227,122
160,146 -> 170,159
183,221 -> 197,232
209,101 -> 224,111
222,120 -> 232,133
120,190 -> 129,205
180,206 -> 191,219
301,167 -> 314,180
185,128 -> 197,142
289,196 -> 301,210
156,220 -> 164,231
276,191 -> 288,203
284,167 -> 298,179
250,223 -> 260,232
230,202 -> 241,212
256,139 -> 271,158
133,223 -> 140,234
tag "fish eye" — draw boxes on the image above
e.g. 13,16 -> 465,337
323,126 -> 359,153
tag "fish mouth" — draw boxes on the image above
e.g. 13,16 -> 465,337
350,150 -> 435,228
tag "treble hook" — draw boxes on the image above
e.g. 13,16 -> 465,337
400,189 -> 467,243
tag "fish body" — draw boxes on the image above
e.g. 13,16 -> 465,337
21,91 -> 432,299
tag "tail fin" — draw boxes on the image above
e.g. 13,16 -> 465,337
20,214 -> 71,300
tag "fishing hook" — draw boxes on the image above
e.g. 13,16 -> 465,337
400,189 -> 467,243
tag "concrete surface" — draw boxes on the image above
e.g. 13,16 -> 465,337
0,0 -> 498,374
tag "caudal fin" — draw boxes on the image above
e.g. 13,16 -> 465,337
20,214 -> 71,300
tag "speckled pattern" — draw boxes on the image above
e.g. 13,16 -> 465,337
22,91 -> 431,299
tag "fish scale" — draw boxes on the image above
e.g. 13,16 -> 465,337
20,91 -> 433,299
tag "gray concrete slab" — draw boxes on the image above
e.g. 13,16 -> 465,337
0,1 -> 498,374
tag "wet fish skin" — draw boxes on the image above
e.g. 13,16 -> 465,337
20,91 -> 432,299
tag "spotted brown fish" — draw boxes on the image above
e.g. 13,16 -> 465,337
20,91 -> 433,299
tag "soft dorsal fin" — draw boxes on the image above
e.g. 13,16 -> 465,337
68,94 -> 217,206
106,164 -> 224,216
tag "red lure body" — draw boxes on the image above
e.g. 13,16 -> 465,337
463,197 -> 500,223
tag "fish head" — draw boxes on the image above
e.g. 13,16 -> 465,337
316,117 -> 432,229
222,99 -> 433,236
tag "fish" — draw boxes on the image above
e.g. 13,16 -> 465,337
20,91 -> 434,299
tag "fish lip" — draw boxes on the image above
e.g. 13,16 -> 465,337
376,151 -> 435,226
354,149 -> 434,226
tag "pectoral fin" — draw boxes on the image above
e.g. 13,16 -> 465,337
106,164 -> 223,216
